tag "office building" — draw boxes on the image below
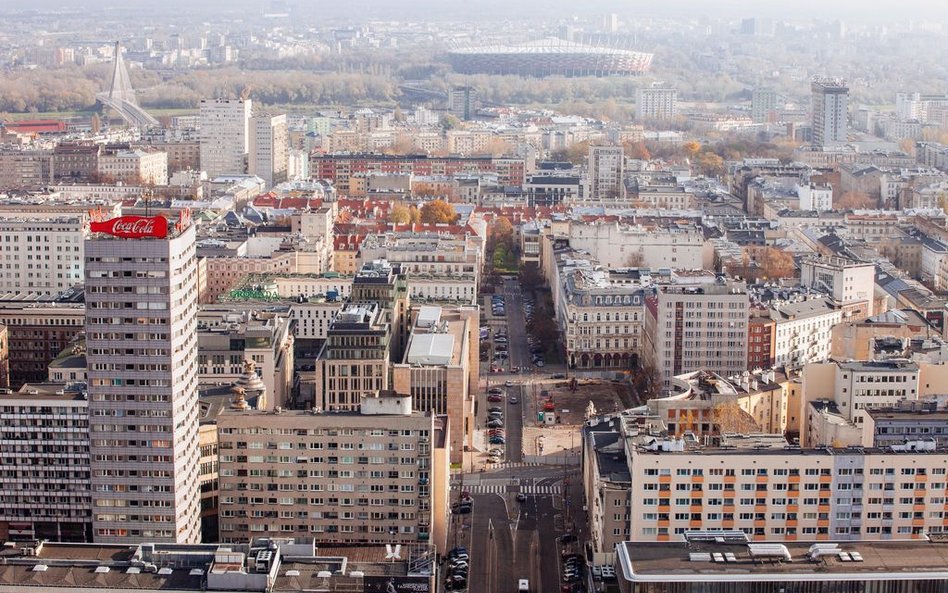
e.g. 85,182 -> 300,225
85,215 -> 201,543
635,86 -> 678,121
0,384 -> 91,542
811,79 -> 849,148
248,113 -> 288,188
392,306 -> 477,462
0,217 -> 86,296
200,98 -> 252,178
217,392 -> 449,550
587,145 -> 625,202
311,302 -> 390,411
644,281 -> 750,391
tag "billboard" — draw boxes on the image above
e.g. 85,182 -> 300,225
89,216 -> 168,239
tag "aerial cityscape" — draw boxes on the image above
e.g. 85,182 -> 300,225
1,0 -> 948,591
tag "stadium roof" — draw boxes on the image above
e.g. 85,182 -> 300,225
451,37 -> 650,57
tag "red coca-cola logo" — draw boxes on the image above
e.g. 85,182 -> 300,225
90,216 -> 168,239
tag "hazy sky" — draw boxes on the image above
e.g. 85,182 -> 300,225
0,0 -> 946,22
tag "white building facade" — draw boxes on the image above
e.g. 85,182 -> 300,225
85,220 -> 202,543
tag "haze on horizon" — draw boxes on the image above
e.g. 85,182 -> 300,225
0,0 -> 946,23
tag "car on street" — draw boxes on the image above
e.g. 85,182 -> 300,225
487,395 -> 503,402
488,387 -> 504,395
558,534 -> 578,544
505,380 -> 514,387
516,493 -> 527,502
487,420 -> 504,428
489,437 -> 506,445
509,397 -> 519,404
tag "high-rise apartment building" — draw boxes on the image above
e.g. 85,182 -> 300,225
199,98 -> 252,178
644,281 -> 750,391
248,113 -> 288,188
811,79 -> 849,148
635,86 -> 678,121
587,145 -> 625,202
447,86 -> 478,121
751,88 -> 778,123
85,214 -> 201,543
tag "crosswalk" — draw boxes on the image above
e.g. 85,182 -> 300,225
460,484 -> 562,495
488,462 -> 541,469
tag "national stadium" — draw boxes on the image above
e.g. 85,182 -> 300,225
447,37 -> 653,77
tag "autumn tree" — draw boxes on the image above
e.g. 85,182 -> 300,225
550,140 -> 590,165
835,191 -> 875,210
623,140 -> 651,160
734,246 -> 797,282
695,151 -> 726,177
711,400 -> 760,434
683,141 -> 702,158
388,204 -> 412,225
419,199 -> 458,224
490,216 -> 515,250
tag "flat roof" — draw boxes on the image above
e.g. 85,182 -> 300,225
406,333 -> 455,366
617,540 -> 948,582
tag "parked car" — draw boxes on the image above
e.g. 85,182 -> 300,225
487,395 -> 503,402
487,419 -> 504,428
489,437 -> 506,445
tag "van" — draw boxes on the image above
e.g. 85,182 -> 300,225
518,579 -> 529,591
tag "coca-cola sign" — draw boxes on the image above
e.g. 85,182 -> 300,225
89,216 -> 168,239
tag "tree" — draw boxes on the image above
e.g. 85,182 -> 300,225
630,360 -> 662,403
419,199 -> 458,224
388,204 -> 411,225
490,216 -> 515,250
748,246 -> 796,281
711,400 -> 760,434
683,141 -> 702,158
836,191 -> 875,210
519,266 -> 544,289
695,151 -> 725,177
733,246 -> 796,282
439,114 -> 461,131
623,141 -> 651,160
551,140 -> 590,165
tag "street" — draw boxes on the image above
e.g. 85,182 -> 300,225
449,276 -> 584,593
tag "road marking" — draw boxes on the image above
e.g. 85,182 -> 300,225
460,484 -> 563,495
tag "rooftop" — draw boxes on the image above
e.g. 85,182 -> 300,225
617,540 -> 948,582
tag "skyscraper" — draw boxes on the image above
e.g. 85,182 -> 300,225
249,112 -> 288,188
85,213 -> 201,543
199,98 -> 252,178
811,79 -> 849,148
